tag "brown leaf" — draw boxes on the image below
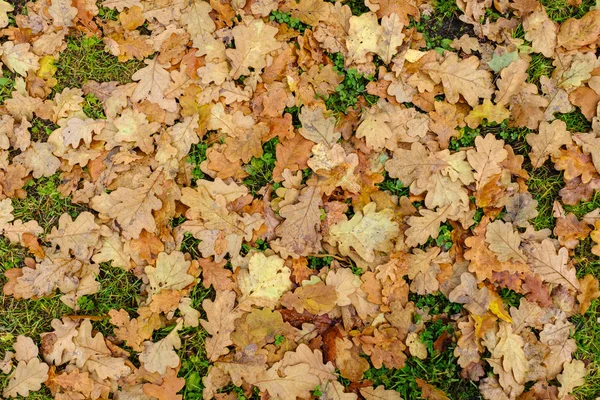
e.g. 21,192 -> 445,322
577,274 -> 600,314
416,379 -> 450,399
200,290 -> 242,361
526,120 -> 572,168
273,134 -> 314,182
281,282 -> 338,315
143,368 -> 185,400
360,385 -> 403,400
557,9 -> 600,50
423,53 -> 493,107
2,358 -> 49,398
553,213 -> 590,249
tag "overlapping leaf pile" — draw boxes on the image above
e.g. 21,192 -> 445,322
0,0 -> 600,398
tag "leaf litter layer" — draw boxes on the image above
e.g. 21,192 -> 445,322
0,0 -> 599,399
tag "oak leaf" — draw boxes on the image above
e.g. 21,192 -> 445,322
281,281 -> 338,315
113,108 -> 161,154
323,380 -> 358,400
272,180 -> 323,257
298,106 -> 340,147
13,142 -> 60,179
327,202 -> 399,262
255,362 -> 321,399
494,58 -> 530,106
577,274 -> 600,314
552,145 -> 596,184
557,9 -> 600,50
360,385 -> 403,400
573,132 -> 600,174
231,308 -> 292,349
2,359 -> 49,398
415,379 -> 449,400
377,13 -> 405,63
485,220 -> 526,263
539,320 -> 577,378
281,344 -> 337,384
504,193 -> 539,228
523,7 -> 557,57
200,290 -> 241,361
273,134 -> 314,182
139,320 -> 182,374
406,332 -> 427,360
449,273 -> 490,315
13,336 -> 38,362
557,360 -> 586,398
48,0 -> 78,28
525,239 -> 580,291
492,322 -> 528,384
464,99 -> 510,128
145,251 -> 194,295
467,135 -> 507,189
40,318 -> 78,366
0,0 -> 13,28
407,247 -> 447,295
109,308 -> 161,351
237,253 -> 292,304
131,58 -> 177,112
143,368 -> 185,400
46,212 -> 104,260
405,206 -> 450,248
92,231 -> 131,270
181,0 -> 215,37
290,0 -> 331,25
227,19 -> 280,79
335,337 -> 370,382
90,170 -> 164,239
72,319 -> 131,380
346,12 -> 382,64
1,42 -> 40,77
423,53 -> 493,107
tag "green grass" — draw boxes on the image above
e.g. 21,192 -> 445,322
0,72 -> 15,104
328,0 -> 370,15
571,236 -> 600,398
52,35 -> 145,96
243,137 -> 279,195
571,299 -> 600,399
98,6 -> 119,21
433,0 -> 460,19
188,141 -> 209,183
30,118 -> 59,141
321,53 -> 379,115
82,94 -> 107,119
556,109 -> 592,133
269,10 -> 309,32
565,190 -> 600,218
0,261 -> 144,397
358,294 -> 476,399
11,175 -> 88,236
377,175 -> 410,198
412,292 -> 463,316
363,319 -> 481,400
540,0 -> 595,22
526,54 -> 555,88
449,126 -> 481,150
525,164 -> 564,230
178,285 -> 213,399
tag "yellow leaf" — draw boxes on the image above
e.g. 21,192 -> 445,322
489,297 -> 513,323
464,99 -> 510,128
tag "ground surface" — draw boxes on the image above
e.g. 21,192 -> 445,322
0,0 -> 600,399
